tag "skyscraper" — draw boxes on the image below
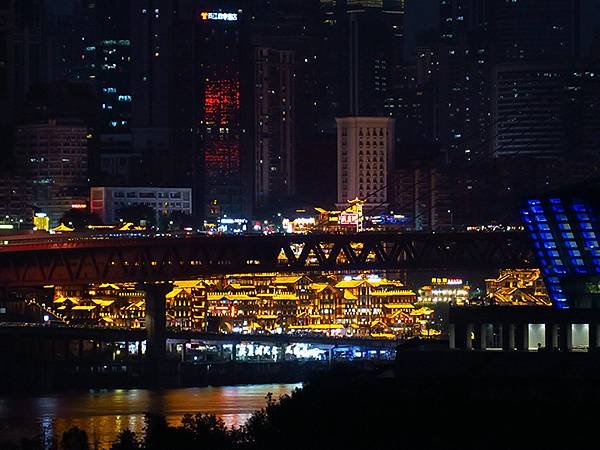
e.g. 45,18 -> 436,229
16,119 -> 89,225
131,0 -> 249,221
321,0 -> 405,117
254,47 -> 295,210
0,0 -> 43,129
336,116 -> 395,213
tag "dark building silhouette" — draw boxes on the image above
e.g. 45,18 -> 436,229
320,0 -> 405,117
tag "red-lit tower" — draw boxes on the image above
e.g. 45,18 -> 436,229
195,7 -> 244,221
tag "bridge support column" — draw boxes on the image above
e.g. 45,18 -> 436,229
144,283 -> 170,361
501,324 -> 515,351
143,283 -> 171,385
589,324 -> 599,352
515,324 -> 529,351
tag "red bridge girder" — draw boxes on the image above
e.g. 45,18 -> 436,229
0,232 -> 535,288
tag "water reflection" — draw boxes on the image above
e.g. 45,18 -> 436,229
0,384 -> 301,448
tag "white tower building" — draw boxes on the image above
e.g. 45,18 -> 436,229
336,116 -> 395,213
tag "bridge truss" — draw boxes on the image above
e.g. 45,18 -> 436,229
0,232 -> 534,287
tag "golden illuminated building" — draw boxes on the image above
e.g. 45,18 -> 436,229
485,269 -> 550,306
418,277 -> 471,304
46,273 -> 427,338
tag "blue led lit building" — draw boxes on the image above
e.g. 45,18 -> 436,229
448,186 -> 600,353
521,191 -> 600,309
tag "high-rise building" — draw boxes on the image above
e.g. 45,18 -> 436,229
16,119 -> 89,225
44,1 -> 136,186
336,116 -> 394,212
321,0 -> 404,117
489,0 -> 580,63
0,0 -> 43,128
131,1 -> 250,221
254,47 -> 295,209
488,0 -> 584,158
492,62 -> 566,157
0,174 -> 33,227
492,61 -> 600,158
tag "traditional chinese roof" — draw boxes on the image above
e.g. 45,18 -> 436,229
273,294 -> 298,301
274,276 -> 304,284
54,296 -> 79,305
309,283 -> 330,293
208,293 -> 257,301
410,307 -> 434,316
227,283 -> 256,291
91,299 -> 114,307
72,305 -> 96,311
97,283 -> 121,290
174,280 -> 203,289
125,300 -> 145,310
335,280 -> 366,289
344,290 -> 358,300
52,223 -> 74,232
383,303 -> 414,309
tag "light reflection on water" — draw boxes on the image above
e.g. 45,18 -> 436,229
0,383 -> 301,448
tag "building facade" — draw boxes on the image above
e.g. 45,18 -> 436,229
254,47 -> 296,209
16,119 -> 89,225
130,1 -> 250,221
336,116 -> 395,212
90,186 -> 192,224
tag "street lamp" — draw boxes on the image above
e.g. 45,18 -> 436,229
447,209 -> 453,230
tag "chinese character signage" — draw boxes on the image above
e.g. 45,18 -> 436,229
339,213 -> 359,225
200,12 -> 238,21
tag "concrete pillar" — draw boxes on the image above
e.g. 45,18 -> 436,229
559,322 -> 572,352
473,324 -> 488,350
449,324 -> 456,349
452,323 -> 472,350
144,283 -> 171,362
515,324 -> 529,351
501,324 -> 515,351
589,324 -> 599,352
545,323 -> 558,351
181,342 -> 187,362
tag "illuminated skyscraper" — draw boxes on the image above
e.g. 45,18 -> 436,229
132,1 -> 249,221
195,7 -> 244,220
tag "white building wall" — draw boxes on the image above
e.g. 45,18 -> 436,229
91,187 -> 192,224
336,117 -> 395,212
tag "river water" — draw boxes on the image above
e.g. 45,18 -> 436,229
0,383 -> 301,448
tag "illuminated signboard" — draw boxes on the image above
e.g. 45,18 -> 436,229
431,277 -> 463,285
339,213 -> 358,225
200,11 -> 238,21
